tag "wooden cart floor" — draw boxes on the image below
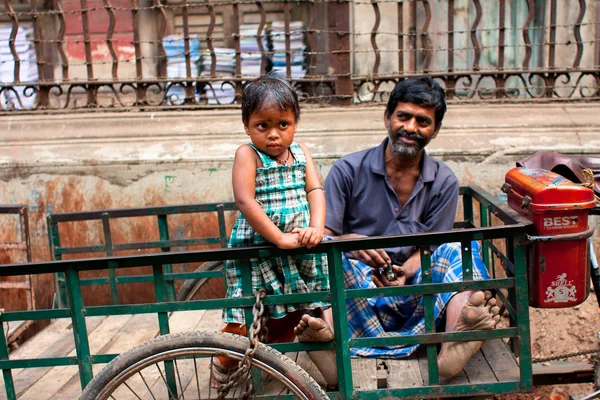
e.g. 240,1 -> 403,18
0,310 -> 519,399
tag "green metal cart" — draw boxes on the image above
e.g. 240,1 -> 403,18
0,185 -> 534,399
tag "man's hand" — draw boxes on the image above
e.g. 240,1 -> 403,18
372,265 -> 407,287
292,227 -> 323,249
338,233 -> 392,269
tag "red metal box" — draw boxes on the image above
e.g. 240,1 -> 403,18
503,168 -> 596,308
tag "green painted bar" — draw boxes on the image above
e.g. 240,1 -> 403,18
90,354 -> 119,364
461,240 -> 474,281
480,203 -> 491,271
513,234 -> 533,390
0,356 -> 78,369
65,268 -> 94,389
216,204 -> 228,248
0,313 -> 17,400
0,225 -> 529,278
152,263 -> 178,398
490,241 -> 515,276
353,381 -> 521,399
49,202 -> 238,222
48,218 -> 69,308
0,308 -> 70,321
157,215 -> 177,302
346,278 -> 514,299
351,327 -> 517,348
496,287 -> 517,321
79,269 -> 225,287
102,213 -> 120,305
463,193 -> 474,223
269,341 -> 334,353
420,247 -> 439,384
328,246 -> 353,399
55,237 -> 224,255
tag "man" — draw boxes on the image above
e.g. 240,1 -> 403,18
295,77 -> 500,381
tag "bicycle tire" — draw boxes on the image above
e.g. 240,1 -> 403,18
176,260 -> 225,302
80,331 -> 328,400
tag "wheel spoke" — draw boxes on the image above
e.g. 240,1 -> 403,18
156,363 -> 180,399
123,381 -> 143,400
174,359 -> 186,400
138,371 -> 159,400
194,356 -> 202,400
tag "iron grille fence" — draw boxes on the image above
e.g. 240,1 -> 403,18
0,0 -> 598,112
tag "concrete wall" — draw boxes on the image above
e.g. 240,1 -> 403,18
1,103 -> 599,312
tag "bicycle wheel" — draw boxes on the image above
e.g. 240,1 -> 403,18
81,331 -> 328,400
176,261 -> 226,302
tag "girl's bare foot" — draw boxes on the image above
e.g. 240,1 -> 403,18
437,290 -> 501,378
294,314 -> 335,342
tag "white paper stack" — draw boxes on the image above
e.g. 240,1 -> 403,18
0,24 -> 38,109
162,35 -> 201,105
200,47 -> 236,104
270,20 -> 306,78
240,23 -> 270,77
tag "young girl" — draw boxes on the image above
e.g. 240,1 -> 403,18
215,71 -> 333,383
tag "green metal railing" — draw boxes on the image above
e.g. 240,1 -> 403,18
47,202 -> 238,308
1,186 -> 534,399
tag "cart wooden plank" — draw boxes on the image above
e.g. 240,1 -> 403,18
387,357 -> 423,388
462,347 -> 497,384
5,316 -> 104,398
480,339 -> 519,382
21,314 -> 133,400
351,358 -> 378,390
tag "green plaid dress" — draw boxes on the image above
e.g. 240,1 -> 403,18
223,142 -> 330,324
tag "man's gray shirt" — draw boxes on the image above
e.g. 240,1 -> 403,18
323,137 -> 459,265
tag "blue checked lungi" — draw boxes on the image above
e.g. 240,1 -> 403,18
344,241 -> 489,358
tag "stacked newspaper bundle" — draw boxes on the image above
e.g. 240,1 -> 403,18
0,25 -> 38,109
270,20 -> 306,78
162,35 -> 202,105
240,23 -> 270,77
163,35 -> 202,78
200,47 -> 236,104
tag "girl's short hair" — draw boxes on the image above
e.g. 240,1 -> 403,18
242,71 -> 300,124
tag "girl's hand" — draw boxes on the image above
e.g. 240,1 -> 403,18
292,227 -> 324,249
277,232 -> 302,249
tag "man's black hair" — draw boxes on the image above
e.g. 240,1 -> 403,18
385,77 -> 447,129
241,70 -> 300,124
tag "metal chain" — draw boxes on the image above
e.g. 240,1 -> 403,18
217,289 -> 268,399
532,348 -> 600,364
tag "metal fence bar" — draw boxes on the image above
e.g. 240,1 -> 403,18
283,0 -> 292,78
420,0 -> 431,72
573,0 -> 586,68
104,0 -> 119,79
522,0 -> 534,69
470,0 -> 482,71
397,0 -> 403,74
53,0 -> 69,80
5,0 -> 19,84
370,0 -> 380,75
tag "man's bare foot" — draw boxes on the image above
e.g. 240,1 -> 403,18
294,314 -> 334,342
437,290 -> 501,378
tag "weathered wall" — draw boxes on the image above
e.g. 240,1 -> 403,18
1,103 -> 599,312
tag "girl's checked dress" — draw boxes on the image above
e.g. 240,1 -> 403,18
223,142 -> 330,325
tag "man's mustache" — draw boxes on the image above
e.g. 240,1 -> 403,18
395,129 -> 424,143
